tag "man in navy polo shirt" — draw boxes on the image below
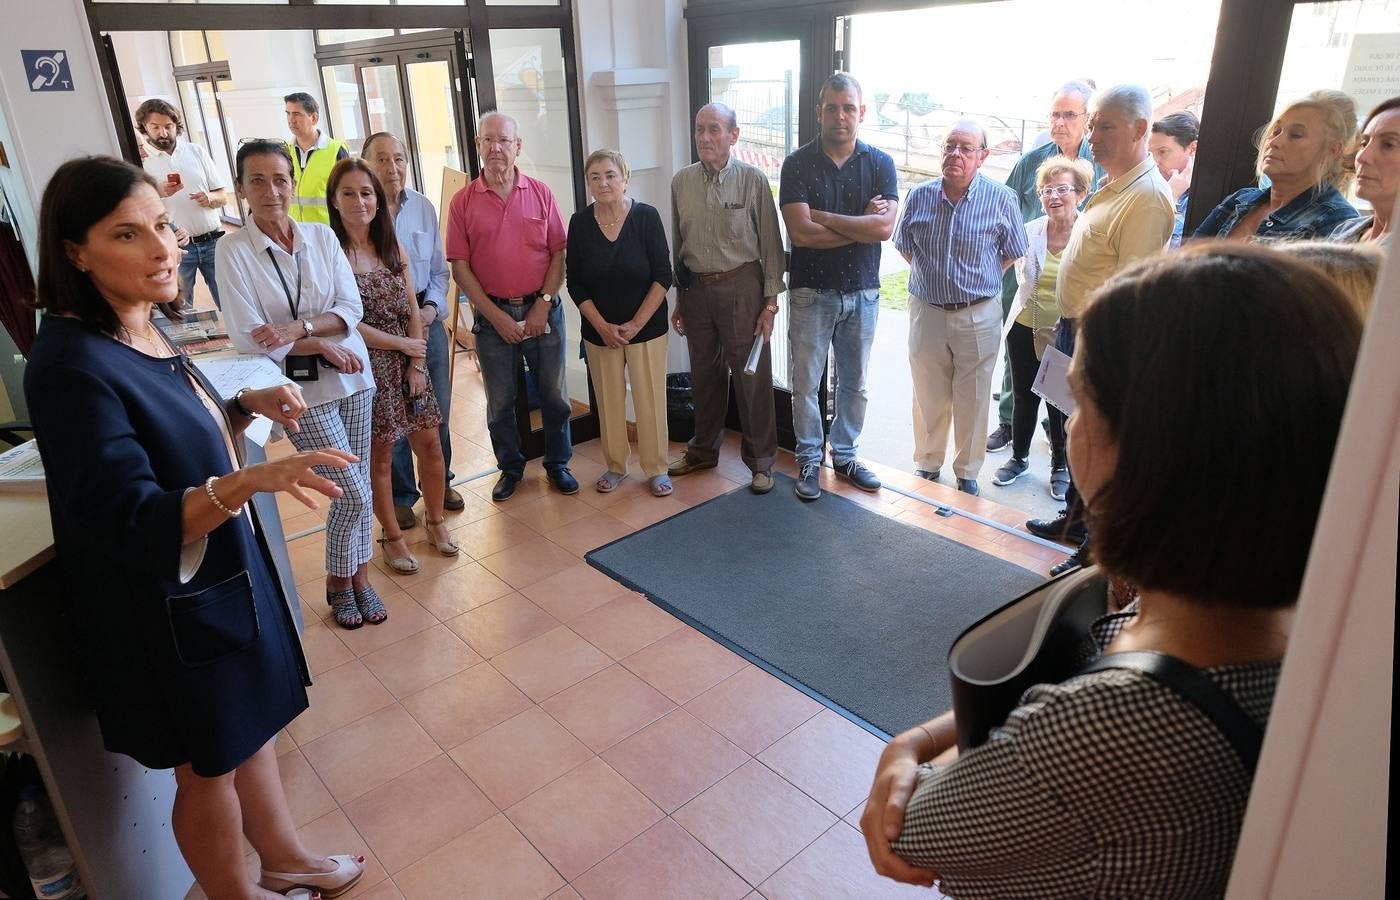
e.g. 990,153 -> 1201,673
779,72 -> 899,502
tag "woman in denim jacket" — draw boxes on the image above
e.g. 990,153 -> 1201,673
1194,90 -> 1359,243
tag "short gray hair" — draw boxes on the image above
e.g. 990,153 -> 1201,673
478,111 -> 519,137
698,102 -> 738,131
1054,80 -> 1094,109
1091,84 -> 1153,126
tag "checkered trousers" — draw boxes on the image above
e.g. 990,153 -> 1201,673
288,388 -> 375,577
892,602 -> 1281,899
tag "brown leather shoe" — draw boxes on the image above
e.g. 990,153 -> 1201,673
393,504 -> 417,531
443,487 -> 465,511
668,456 -> 718,477
750,471 -> 774,494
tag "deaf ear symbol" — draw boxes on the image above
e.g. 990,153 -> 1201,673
30,52 -> 65,90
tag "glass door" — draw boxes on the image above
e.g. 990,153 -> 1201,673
319,40 -> 470,215
689,22 -> 814,449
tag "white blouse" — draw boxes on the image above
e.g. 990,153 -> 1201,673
216,217 -> 374,408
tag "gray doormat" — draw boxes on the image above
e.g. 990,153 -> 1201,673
586,472 -> 1044,739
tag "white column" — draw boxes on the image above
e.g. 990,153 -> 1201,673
575,0 -> 692,374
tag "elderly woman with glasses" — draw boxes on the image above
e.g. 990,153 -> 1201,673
992,156 -> 1096,501
218,139 -> 383,630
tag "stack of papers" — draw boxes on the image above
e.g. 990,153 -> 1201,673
0,441 -> 45,492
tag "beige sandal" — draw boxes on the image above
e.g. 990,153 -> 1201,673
261,854 -> 364,898
377,535 -> 420,574
425,518 -> 460,557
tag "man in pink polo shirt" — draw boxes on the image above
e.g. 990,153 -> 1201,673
447,111 -> 576,501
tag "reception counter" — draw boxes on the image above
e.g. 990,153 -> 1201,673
0,421 -> 303,899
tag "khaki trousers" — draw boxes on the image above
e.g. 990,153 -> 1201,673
584,332 -> 669,478
908,296 -> 1001,480
678,261 -> 778,473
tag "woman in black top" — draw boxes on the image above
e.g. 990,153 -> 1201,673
24,157 -> 366,898
566,149 -> 675,496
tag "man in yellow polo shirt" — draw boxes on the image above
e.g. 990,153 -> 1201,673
284,91 -> 348,224
1024,83 -> 1174,575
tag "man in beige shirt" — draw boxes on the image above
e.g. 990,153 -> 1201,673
1026,83 -> 1175,574
669,102 -> 788,493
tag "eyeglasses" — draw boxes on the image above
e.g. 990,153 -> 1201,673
1049,111 -> 1086,122
942,143 -> 986,156
1037,185 -> 1078,198
477,137 -> 518,149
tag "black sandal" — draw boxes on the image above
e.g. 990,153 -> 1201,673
354,585 -> 388,625
328,588 -> 362,630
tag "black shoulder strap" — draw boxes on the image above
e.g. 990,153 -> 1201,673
1081,651 -> 1263,773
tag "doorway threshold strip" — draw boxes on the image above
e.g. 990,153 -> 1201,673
811,459 -> 1072,555
282,466 -> 499,542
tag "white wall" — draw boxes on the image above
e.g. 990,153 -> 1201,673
1226,228 -> 1397,898
0,0 -> 120,419
575,0 -> 691,375
0,0 -> 121,217
108,30 -> 179,114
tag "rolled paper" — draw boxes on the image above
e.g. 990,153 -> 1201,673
743,334 -> 765,375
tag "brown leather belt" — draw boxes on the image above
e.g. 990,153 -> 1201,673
692,262 -> 754,285
936,295 -> 996,311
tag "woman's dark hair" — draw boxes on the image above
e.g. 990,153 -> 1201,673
235,139 -> 294,182
1346,95 -> 1400,174
325,158 -> 402,275
1151,110 -> 1199,148
35,156 -> 184,333
1076,245 -> 1361,608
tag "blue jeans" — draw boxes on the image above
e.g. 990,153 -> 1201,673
179,237 -> 220,308
788,287 -> 880,468
390,307 -> 454,506
474,300 -> 572,478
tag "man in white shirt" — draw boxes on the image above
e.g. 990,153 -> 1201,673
136,99 -> 228,308
362,131 -> 465,528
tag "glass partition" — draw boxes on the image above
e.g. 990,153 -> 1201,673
488,27 -> 589,414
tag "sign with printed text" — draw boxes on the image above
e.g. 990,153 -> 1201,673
1341,34 -> 1400,114
21,50 -> 73,92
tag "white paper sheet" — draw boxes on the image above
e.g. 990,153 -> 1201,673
1030,346 -> 1076,416
192,355 -> 293,446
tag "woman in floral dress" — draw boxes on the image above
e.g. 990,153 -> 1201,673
328,158 -> 457,578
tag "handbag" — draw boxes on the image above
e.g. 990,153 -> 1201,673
948,566 -> 1108,751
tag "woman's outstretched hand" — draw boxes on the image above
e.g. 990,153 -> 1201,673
243,448 -> 356,510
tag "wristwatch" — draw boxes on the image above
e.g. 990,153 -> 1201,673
302,318 -> 315,337
764,303 -> 780,314
232,387 -> 256,417
536,291 -> 560,309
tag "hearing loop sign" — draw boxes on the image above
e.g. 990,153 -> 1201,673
22,50 -> 74,92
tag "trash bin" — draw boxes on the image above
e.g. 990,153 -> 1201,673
665,373 -> 694,443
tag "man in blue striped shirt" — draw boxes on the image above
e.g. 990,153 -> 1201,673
894,120 -> 1028,496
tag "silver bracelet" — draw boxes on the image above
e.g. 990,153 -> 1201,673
412,363 -> 428,374
204,476 -> 241,517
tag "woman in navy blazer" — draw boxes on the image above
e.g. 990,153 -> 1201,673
24,157 -> 364,899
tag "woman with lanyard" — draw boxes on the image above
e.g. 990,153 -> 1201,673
218,139 -> 383,630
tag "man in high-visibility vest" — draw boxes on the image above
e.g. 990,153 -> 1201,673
284,91 -> 348,224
